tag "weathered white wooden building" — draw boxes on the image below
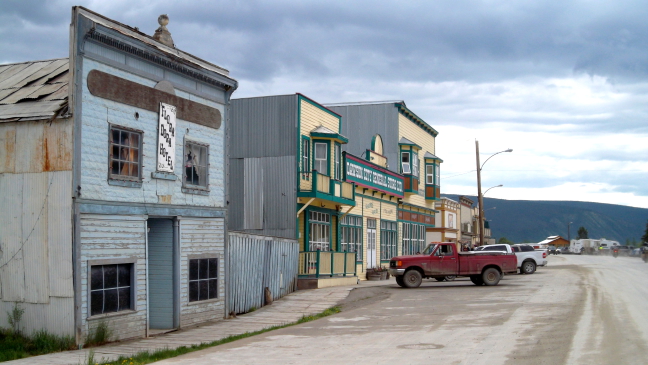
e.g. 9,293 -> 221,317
0,7 -> 237,344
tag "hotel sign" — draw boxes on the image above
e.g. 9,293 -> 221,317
344,154 -> 404,197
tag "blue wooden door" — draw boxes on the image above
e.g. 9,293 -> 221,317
148,219 -> 175,329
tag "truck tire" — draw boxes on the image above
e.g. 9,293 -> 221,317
444,275 -> 456,281
521,261 -> 536,274
470,275 -> 484,286
396,276 -> 405,287
402,270 -> 423,288
482,268 -> 501,286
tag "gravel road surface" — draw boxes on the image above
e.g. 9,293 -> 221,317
155,254 -> 648,365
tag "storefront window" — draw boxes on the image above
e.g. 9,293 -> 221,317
309,211 -> 330,251
380,220 -> 397,260
341,215 -> 362,261
402,222 -> 426,255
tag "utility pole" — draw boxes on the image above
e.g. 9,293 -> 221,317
476,140 -> 484,247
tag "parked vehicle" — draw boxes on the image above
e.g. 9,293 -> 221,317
389,242 -> 518,288
470,244 -> 547,274
615,245 -> 631,256
642,245 -> 648,263
548,245 -> 557,255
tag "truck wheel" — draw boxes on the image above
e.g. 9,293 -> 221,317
445,275 -> 456,281
482,268 -> 501,286
396,276 -> 405,287
402,270 -> 423,288
521,261 -> 536,274
470,275 -> 484,286
434,277 -> 446,282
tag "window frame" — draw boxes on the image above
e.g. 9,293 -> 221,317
183,139 -> 210,190
340,214 -> 363,262
188,257 -> 219,302
380,220 -> 398,261
425,164 -> 434,185
88,261 -> 135,318
401,151 -> 411,174
301,137 -> 311,174
334,142 -> 341,180
313,142 -> 329,176
308,210 -> 331,251
412,151 -> 419,178
108,125 -> 143,183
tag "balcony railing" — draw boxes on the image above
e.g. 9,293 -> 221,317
298,251 -> 357,278
301,170 -> 355,203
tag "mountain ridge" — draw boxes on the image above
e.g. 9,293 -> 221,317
442,194 -> 648,244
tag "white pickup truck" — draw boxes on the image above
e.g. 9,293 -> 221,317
475,244 -> 548,274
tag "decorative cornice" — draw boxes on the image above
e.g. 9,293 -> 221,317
86,28 -> 234,90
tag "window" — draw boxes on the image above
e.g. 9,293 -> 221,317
401,152 -> 411,174
302,138 -> 310,172
314,142 -> 328,175
412,152 -> 419,178
435,164 -> 440,185
341,215 -> 362,261
184,141 -> 208,188
426,165 -> 434,185
309,211 -> 330,251
189,258 -> 218,302
109,127 -> 141,180
334,143 -> 341,180
402,222 -> 426,255
380,220 -> 398,260
435,244 -> 454,256
90,264 -> 132,316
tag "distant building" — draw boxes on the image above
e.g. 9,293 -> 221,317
429,197 -> 461,247
537,235 -> 569,248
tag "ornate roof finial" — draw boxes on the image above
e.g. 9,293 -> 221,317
153,14 -> 174,48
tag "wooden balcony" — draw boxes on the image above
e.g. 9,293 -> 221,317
298,251 -> 357,278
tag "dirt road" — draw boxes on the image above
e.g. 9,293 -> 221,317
156,255 -> 648,364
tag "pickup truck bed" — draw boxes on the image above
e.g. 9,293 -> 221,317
389,243 -> 518,288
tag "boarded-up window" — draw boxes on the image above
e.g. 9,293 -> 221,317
189,258 -> 218,302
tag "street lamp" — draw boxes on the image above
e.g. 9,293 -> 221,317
476,141 -> 512,246
483,184 -> 503,197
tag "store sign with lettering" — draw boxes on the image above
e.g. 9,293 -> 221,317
157,102 -> 176,172
345,154 -> 404,197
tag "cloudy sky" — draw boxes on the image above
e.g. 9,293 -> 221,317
2,0 -> 647,208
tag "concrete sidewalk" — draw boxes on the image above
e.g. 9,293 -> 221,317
5,279 -> 393,365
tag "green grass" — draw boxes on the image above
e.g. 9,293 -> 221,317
93,306 -> 341,365
0,328 -> 76,362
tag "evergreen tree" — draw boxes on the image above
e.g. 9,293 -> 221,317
642,220 -> 648,243
577,226 -> 588,239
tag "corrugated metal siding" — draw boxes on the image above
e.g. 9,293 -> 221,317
228,158 -> 244,230
244,158 -> 263,229
229,156 -> 296,239
227,232 -> 298,315
147,219 -> 175,329
230,95 -> 298,158
328,103 -> 400,174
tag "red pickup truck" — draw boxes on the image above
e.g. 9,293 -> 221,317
388,242 -> 518,288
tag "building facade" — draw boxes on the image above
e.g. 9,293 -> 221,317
0,7 -> 237,343
327,101 -> 442,261
429,197 -> 461,246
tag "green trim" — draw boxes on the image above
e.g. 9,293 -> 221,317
297,191 -> 356,206
301,136 -> 311,179
395,103 -> 439,137
310,132 -> 348,144
304,207 -> 333,251
334,142 -> 341,180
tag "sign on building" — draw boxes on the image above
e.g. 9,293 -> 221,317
344,154 -> 404,197
157,102 -> 176,172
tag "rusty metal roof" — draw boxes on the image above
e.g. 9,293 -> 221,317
0,58 -> 69,122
